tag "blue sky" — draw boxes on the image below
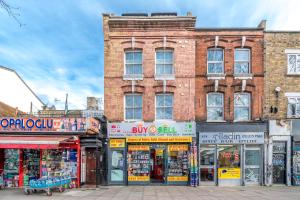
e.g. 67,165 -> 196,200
0,0 -> 299,110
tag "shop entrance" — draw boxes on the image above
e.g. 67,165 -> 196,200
86,149 -> 96,184
199,145 -> 215,185
272,141 -> 287,184
150,145 -> 165,183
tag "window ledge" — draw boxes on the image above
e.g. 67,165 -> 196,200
206,73 -> 226,80
206,120 -> 226,123
123,119 -> 143,122
123,74 -> 144,80
234,73 -> 253,80
154,119 -> 175,122
233,120 -> 251,122
287,116 -> 300,119
286,73 -> 300,77
154,74 -> 175,80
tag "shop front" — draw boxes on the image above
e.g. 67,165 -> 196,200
198,123 -> 266,186
292,119 -> 300,186
0,117 -> 101,188
107,121 -> 196,185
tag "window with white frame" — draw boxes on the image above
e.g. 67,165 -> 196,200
155,49 -> 174,75
234,93 -> 251,121
156,94 -> 173,120
207,93 -> 224,121
125,50 -> 142,75
234,48 -> 250,74
207,48 -> 224,74
287,97 -> 300,117
287,54 -> 300,74
125,94 -> 142,120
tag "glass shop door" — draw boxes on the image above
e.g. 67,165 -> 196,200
244,146 -> 262,185
199,145 -> 216,185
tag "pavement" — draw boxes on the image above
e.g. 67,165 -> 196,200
0,186 -> 300,200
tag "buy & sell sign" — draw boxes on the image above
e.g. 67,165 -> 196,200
109,139 -> 125,148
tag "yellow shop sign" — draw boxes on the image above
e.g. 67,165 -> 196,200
128,176 -> 150,181
128,145 -> 150,151
126,136 -> 192,143
168,144 -> 189,152
218,168 -> 241,179
109,139 -> 125,148
167,176 -> 188,182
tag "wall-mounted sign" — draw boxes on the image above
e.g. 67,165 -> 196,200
218,168 -> 241,179
126,136 -> 192,143
199,132 -> 264,144
109,139 -> 126,148
108,122 -> 195,138
0,117 -> 99,133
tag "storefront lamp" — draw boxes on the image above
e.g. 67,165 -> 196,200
275,87 -> 281,98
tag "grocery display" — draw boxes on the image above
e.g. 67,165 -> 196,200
128,150 -> 150,177
23,149 -> 40,186
167,150 -> 189,176
3,149 -> 19,188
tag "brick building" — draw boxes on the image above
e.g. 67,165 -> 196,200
104,13 -> 196,185
195,23 -> 267,186
264,31 -> 300,186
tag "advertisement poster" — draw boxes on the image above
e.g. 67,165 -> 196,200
218,168 -> 241,179
109,139 -> 125,148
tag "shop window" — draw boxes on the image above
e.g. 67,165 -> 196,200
218,145 -> 240,168
155,94 -> 173,120
124,50 -> 143,75
155,49 -> 174,75
287,54 -> 300,74
125,94 -> 142,121
207,48 -> 224,74
287,97 -> 300,118
207,93 -> 224,121
127,146 -> 150,179
234,93 -> 251,121
234,48 -> 250,74
111,150 -> 124,182
167,145 -> 189,178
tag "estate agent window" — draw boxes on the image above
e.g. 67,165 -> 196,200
156,94 -> 173,120
125,50 -> 142,75
207,48 -> 224,74
207,93 -> 224,121
155,49 -> 174,75
287,54 -> 300,74
287,97 -> 300,118
234,49 -> 250,74
234,93 -> 251,121
125,94 -> 142,120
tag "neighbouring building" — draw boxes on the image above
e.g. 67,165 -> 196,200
0,66 -> 45,113
195,22 -> 267,186
103,12 -> 196,185
264,31 -> 300,186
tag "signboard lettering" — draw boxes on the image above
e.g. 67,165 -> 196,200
199,132 -> 264,144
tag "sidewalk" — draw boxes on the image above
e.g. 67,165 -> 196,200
0,186 -> 300,200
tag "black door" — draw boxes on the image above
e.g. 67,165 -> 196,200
272,142 -> 286,184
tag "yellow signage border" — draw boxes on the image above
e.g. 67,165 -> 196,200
126,136 -> 192,143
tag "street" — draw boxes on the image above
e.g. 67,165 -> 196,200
0,186 -> 300,200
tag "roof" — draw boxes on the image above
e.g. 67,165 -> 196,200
0,65 -> 45,106
0,101 -> 17,116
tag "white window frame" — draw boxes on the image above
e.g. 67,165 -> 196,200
287,96 -> 300,118
286,53 -> 300,75
155,49 -> 174,76
234,48 -> 251,74
234,93 -> 251,121
206,93 -> 224,122
124,49 -> 143,79
155,93 -> 173,120
207,48 -> 224,74
124,94 -> 142,121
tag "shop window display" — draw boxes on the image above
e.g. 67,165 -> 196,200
127,149 -> 150,178
167,148 -> 189,177
23,149 -> 40,186
4,149 -> 19,188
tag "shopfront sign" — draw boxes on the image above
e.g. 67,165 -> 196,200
126,136 -> 192,143
0,117 -> 99,133
167,176 -> 188,182
109,139 -> 126,148
108,122 -> 195,138
128,176 -> 150,182
128,145 -> 150,151
218,168 -> 241,179
199,132 -> 264,144
168,144 -> 189,152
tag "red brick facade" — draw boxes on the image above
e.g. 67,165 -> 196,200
103,14 -> 196,122
195,30 -> 264,121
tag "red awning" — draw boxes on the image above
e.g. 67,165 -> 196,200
0,135 -> 78,149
